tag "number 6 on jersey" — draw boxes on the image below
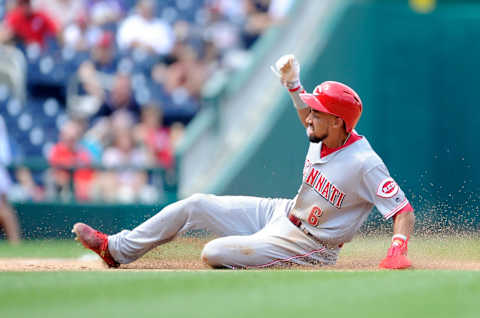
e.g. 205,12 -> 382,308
307,206 -> 323,227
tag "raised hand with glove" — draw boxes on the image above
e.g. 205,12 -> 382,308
271,54 -> 309,112
271,54 -> 302,92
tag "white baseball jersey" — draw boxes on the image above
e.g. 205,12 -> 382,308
289,132 -> 410,247
107,131 -> 411,268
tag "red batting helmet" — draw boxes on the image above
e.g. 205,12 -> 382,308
300,81 -> 362,132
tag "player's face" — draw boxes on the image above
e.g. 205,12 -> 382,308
305,109 -> 333,143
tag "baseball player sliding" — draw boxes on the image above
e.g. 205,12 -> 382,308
73,54 -> 415,269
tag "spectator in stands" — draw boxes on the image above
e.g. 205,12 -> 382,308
203,1 -> 243,54
90,30 -> 117,73
81,94 -> 138,170
241,0 -> 272,48
0,115 -> 20,244
8,167 -> 44,202
77,30 -> 117,75
201,39 -> 221,72
75,109 -> 133,176
97,128 -> 152,203
63,15 -> 102,52
92,72 -> 140,122
33,0 -> 87,30
79,119 -> 108,164
162,42 -> 210,99
206,0 -> 246,22
241,0 -> 293,48
63,1 -> 122,51
77,68 -> 140,128
86,0 -> 124,27
134,104 -> 174,169
0,0 -> 60,48
117,0 -> 175,55
47,119 -> 95,201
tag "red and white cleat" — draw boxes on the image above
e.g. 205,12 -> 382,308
72,223 -> 120,268
379,255 -> 412,270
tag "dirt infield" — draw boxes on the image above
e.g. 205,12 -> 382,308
1,255 -> 480,271
1,235 -> 479,271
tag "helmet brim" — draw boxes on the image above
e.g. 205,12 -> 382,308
299,93 -> 333,115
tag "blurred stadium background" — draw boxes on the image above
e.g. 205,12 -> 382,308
0,0 -> 478,240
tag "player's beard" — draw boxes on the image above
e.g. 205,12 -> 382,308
309,133 -> 327,143
307,125 -> 327,143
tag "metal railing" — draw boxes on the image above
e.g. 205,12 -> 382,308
6,158 -> 178,205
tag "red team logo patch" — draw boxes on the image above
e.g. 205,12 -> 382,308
377,178 -> 399,198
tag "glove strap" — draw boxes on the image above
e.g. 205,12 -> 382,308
286,80 -> 301,92
391,234 -> 408,248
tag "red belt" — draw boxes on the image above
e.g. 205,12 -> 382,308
288,212 -> 343,249
288,212 -> 302,227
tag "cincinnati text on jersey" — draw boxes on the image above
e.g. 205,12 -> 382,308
304,167 -> 346,209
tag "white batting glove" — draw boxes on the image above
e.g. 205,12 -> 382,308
271,54 -> 307,110
271,54 -> 302,92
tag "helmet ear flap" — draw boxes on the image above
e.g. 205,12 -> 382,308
332,116 -> 346,131
340,118 -> 347,131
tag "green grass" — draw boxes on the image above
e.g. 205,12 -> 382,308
1,236 -> 480,318
0,239 -> 84,258
0,271 -> 479,318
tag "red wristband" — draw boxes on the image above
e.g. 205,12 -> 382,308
288,85 -> 301,92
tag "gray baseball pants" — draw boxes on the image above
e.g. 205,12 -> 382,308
108,194 -> 340,268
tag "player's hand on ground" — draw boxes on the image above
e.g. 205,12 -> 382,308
271,54 -> 301,91
379,235 -> 412,269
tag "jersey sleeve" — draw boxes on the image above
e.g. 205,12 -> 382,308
360,164 -> 410,219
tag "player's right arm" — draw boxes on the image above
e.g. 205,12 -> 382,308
271,54 -> 309,127
361,163 -> 415,269
292,92 -> 310,127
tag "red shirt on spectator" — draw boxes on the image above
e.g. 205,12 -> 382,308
6,6 -> 59,46
49,142 -> 94,201
146,127 -> 174,169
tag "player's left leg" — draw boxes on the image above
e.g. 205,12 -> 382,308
201,211 -> 340,269
104,194 -> 292,264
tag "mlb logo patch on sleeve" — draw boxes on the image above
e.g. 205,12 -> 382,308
377,178 -> 399,198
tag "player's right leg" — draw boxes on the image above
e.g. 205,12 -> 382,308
74,194 -> 289,266
200,213 -> 340,269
